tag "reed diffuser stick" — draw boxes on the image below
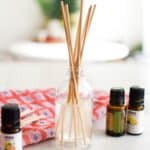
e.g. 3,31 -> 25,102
80,5 -> 96,62
56,0 -> 96,146
74,0 -> 83,65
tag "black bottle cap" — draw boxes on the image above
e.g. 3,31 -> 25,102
1,103 -> 20,133
110,88 -> 125,106
129,86 -> 144,106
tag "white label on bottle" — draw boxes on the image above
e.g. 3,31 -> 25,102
127,110 -> 144,134
1,131 -> 22,150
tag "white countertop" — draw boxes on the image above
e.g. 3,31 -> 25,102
0,61 -> 149,149
24,126 -> 150,150
24,108 -> 150,150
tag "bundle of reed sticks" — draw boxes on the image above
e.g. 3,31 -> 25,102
56,0 -> 96,146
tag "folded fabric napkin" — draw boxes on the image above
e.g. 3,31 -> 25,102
93,90 -> 109,121
0,89 -> 108,147
0,89 -> 55,146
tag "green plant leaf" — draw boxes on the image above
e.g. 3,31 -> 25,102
36,0 -> 79,19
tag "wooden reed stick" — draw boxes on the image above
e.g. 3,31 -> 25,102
80,5 -> 96,63
64,4 -> 80,96
61,2 -> 79,101
60,2 -> 81,145
67,79 -> 72,103
75,0 -> 83,67
69,103 -> 74,137
74,23 -> 80,63
60,104 -> 66,145
61,2 -> 72,67
79,5 -> 92,61
55,103 -> 65,136
77,105 -> 87,144
74,0 -> 83,61
61,3 -> 77,82
58,0 -> 96,146
73,104 -> 77,145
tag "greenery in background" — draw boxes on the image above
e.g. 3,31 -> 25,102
129,43 -> 143,57
36,0 -> 79,20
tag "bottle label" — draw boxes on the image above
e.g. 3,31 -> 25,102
127,110 -> 144,134
1,132 -> 22,150
106,110 -> 126,134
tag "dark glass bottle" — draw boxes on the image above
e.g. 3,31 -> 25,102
106,88 -> 126,137
1,103 -> 22,150
127,86 -> 144,135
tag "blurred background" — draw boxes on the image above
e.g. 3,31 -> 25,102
0,0 -> 149,91
0,0 -> 143,60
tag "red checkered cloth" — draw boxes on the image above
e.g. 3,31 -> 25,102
0,89 -> 55,146
0,89 -> 109,147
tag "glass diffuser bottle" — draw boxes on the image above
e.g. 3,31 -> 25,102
56,0 -> 96,149
56,68 -> 93,149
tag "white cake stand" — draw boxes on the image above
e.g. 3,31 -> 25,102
9,40 -> 129,62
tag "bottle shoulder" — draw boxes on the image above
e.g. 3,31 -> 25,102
107,104 -> 126,111
128,105 -> 144,111
1,128 -> 21,134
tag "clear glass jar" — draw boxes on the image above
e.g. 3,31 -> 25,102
55,69 -> 93,149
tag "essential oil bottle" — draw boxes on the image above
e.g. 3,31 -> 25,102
1,103 -> 22,150
106,88 -> 126,136
127,86 -> 145,135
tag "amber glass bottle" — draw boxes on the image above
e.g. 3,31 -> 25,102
106,88 -> 126,136
1,103 -> 22,150
127,86 -> 144,135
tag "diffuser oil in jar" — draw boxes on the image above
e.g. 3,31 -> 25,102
127,86 -> 145,135
1,103 -> 22,150
106,88 -> 126,136
56,69 -> 93,149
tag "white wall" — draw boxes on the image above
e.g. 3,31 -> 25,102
143,0 -> 150,56
0,0 -> 44,51
0,61 -> 149,92
0,0 -> 142,51
88,0 -> 142,47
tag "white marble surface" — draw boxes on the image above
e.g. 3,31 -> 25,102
0,61 -> 149,149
